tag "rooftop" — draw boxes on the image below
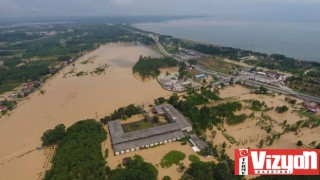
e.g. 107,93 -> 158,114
108,104 -> 192,152
189,134 -> 209,150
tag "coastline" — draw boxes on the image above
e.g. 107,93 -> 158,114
133,18 -> 320,63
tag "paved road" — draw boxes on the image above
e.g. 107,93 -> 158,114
150,35 -> 320,104
149,35 -> 172,57
243,80 -> 320,103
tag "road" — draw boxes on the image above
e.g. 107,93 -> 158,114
150,33 -> 320,104
149,34 -> 172,57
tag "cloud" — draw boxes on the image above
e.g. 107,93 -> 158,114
0,0 -> 319,18
0,0 -> 20,12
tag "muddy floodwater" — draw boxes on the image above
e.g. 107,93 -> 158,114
0,43 -> 172,180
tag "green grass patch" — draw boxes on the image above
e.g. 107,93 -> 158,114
226,114 -> 247,125
188,155 -> 200,163
160,150 -> 186,168
122,120 -> 153,132
0,83 -> 20,94
198,58 -> 236,74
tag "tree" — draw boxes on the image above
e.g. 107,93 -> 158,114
275,106 -> 289,113
202,79 -> 207,84
211,130 -> 217,139
188,59 -> 196,65
162,176 -> 171,180
258,140 -> 264,148
41,124 -> 66,146
168,93 -> 179,107
107,155 -> 158,180
155,97 -> 166,105
222,142 -> 227,148
44,120 -> 107,180
297,140 -> 303,146
153,116 -> 160,124
259,86 -> 268,94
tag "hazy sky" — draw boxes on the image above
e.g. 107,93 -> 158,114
0,0 -> 319,21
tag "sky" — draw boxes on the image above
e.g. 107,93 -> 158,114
0,0 -> 320,22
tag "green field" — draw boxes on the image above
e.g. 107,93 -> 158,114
122,120 -> 154,132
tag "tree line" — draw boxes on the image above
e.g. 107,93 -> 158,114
43,120 -> 107,180
100,104 -> 143,124
132,56 -> 178,79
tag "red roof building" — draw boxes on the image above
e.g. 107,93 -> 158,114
0,105 -> 6,112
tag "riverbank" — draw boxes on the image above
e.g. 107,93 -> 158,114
0,42 -> 172,180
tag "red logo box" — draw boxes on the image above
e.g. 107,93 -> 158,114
235,149 -> 320,175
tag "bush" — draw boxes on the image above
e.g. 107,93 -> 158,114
105,148 -> 109,159
275,106 -> 289,113
297,140 -> 303,146
160,150 -> 186,168
250,100 -> 265,111
162,176 -> 171,180
188,155 -> 200,163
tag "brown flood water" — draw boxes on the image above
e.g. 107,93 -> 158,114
0,43 -> 172,180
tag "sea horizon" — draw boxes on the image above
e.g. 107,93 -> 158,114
134,17 -> 320,63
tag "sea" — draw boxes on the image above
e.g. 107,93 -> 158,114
134,17 -> 320,62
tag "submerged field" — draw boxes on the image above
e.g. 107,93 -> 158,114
207,85 -> 320,159
0,43 -> 172,180
0,41 -> 319,179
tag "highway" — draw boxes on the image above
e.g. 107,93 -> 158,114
150,33 -> 320,104
149,35 -> 172,57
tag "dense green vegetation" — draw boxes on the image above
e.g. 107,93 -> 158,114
41,124 -> 66,146
181,157 -> 242,180
106,155 -> 158,180
167,88 -> 221,133
44,120 -> 107,180
167,87 -> 247,133
187,44 -> 246,60
160,150 -> 186,168
0,83 -> 20,94
132,56 -> 178,78
100,104 -> 143,124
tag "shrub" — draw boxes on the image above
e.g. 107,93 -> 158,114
160,150 -> 186,168
188,155 -> 200,163
275,106 -> 289,113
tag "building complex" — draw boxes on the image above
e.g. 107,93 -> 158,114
108,104 -> 193,155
